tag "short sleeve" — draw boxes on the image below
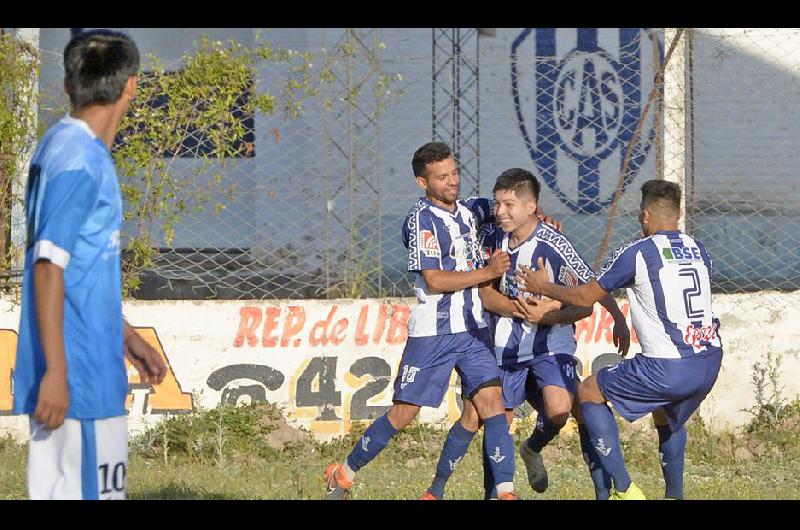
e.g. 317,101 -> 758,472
596,242 -> 639,292
30,169 -> 99,269
404,209 -> 442,272
462,196 -> 494,225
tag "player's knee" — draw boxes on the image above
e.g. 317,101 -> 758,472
387,403 -> 419,430
459,402 -> 481,432
577,376 -> 603,404
470,381 -> 505,418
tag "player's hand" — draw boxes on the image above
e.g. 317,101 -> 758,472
536,212 -> 563,232
486,249 -> 511,278
516,257 -> 550,295
613,318 -> 631,357
34,369 -> 69,430
511,295 -> 560,323
125,332 -> 167,385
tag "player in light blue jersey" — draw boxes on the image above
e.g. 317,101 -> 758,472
14,30 -> 166,500
325,142 -> 523,500
518,179 -> 723,500
420,168 -> 629,500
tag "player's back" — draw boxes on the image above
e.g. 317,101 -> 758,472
598,230 -> 722,359
14,116 -> 126,420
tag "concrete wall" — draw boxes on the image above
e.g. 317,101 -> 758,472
1,293 -> 797,440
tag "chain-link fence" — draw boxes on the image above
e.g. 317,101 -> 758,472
4,28 -> 800,300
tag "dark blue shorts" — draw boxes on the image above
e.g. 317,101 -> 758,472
498,355 -> 579,410
392,328 -> 500,408
596,350 -> 723,431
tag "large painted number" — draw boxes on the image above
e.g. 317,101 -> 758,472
679,267 -> 704,319
296,357 -> 341,420
349,357 -> 391,421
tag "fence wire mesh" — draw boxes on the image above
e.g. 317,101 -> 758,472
3,28 -> 800,300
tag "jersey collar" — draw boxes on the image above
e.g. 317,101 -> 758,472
61,114 -> 97,140
421,196 -> 459,215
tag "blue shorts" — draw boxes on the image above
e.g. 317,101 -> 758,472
499,355 -> 579,410
393,328 -> 500,408
597,349 -> 723,432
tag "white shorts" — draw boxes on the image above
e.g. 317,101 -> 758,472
28,415 -> 128,500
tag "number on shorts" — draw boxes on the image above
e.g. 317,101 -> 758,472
99,462 -> 126,494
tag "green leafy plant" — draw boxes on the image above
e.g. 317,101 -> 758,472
114,37 -> 317,296
0,32 -> 40,298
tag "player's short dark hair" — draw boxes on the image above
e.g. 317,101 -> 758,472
492,167 -> 540,200
64,29 -> 140,109
641,179 -> 681,212
412,142 -> 452,178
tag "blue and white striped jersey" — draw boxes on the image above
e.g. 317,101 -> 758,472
14,116 -> 127,419
597,230 -> 722,359
403,196 -> 493,337
482,221 -> 595,366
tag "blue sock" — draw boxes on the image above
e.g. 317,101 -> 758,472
525,412 -> 562,452
580,402 -> 631,492
482,414 -> 515,490
578,423 -> 612,500
345,414 -> 398,472
428,421 -> 476,499
657,424 -> 686,499
481,433 -> 497,499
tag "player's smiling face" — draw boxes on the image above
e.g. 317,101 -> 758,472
416,156 -> 460,207
494,189 -> 537,234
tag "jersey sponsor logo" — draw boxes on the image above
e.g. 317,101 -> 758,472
489,446 -> 506,463
684,321 -> 719,348
420,230 -> 441,258
535,226 -> 594,282
662,246 -> 702,261
558,265 -> 579,287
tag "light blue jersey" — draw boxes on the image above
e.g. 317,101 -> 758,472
14,116 -> 126,419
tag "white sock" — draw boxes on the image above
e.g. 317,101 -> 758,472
341,461 -> 357,483
496,481 -> 514,495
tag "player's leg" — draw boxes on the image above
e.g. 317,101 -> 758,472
459,329 -> 518,499
28,418 -> 83,499
655,348 -> 723,500
573,403 -> 613,500
578,373 -> 637,497
423,391 -> 481,500
519,355 -> 576,493
652,407 -> 686,500
93,415 -> 128,500
480,366 -> 527,499
325,334 -> 455,499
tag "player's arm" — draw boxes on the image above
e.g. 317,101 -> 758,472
517,258 -> 608,307
599,293 -> 630,356
478,281 -> 517,317
123,321 -> 167,385
33,260 -> 69,430
510,295 -> 591,325
422,249 -> 510,294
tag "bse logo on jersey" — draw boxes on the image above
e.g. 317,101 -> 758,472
419,230 -> 440,258
511,28 -> 661,213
